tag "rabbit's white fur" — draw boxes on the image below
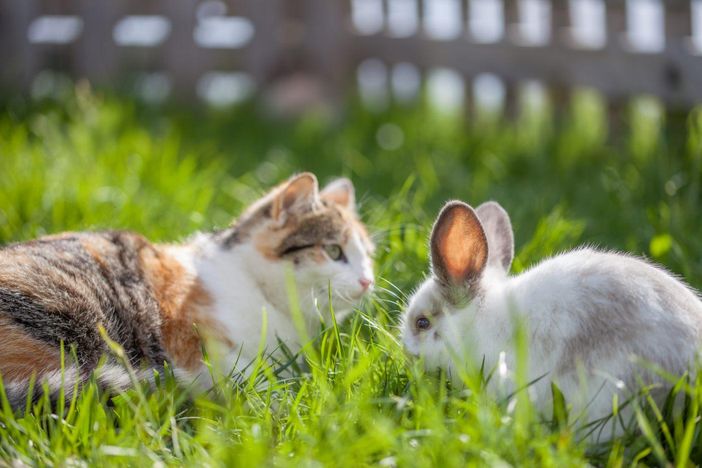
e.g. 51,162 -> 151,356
402,200 -> 702,436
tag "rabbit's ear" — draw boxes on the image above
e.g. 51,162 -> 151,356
430,201 -> 488,289
476,201 -> 514,272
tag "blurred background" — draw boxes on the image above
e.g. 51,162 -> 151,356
1,0 -> 702,291
2,4 -> 702,464
1,0 -> 702,114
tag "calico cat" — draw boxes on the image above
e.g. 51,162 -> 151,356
401,200 -> 702,437
0,173 -> 374,406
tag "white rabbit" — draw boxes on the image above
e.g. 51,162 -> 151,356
401,200 -> 702,437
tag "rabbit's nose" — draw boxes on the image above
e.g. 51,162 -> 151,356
359,278 -> 373,290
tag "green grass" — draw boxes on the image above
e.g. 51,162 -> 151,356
1,88 -> 702,466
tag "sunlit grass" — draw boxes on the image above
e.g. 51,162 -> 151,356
1,89 -> 701,465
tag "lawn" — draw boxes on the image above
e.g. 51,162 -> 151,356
1,87 -> 701,466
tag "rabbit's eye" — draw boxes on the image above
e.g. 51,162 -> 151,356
416,316 -> 431,331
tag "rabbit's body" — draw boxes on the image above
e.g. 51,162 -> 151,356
402,201 -> 702,436
485,249 -> 700,417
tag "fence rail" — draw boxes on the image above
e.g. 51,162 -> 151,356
1,0 -> 701,111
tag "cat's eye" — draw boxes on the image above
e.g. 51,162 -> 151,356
416,316 -> 431,331
323,244 -> 345,261
281,244 -> 315,256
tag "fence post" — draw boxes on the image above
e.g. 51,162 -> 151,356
74,0 -> 122,87
161,0 -> 205,101
0,0 -> 39,93
0,1 -> 12,90
460,0 -> 469,35
664,1 -> 694,114
462,0 -> 472,119
549,0 -> 571,115
302,0 -> 352,105
503,0 -> 520,42
381,0 -> 390,32
550,0 -> 569,43
417,0 -> 425,35
502,0 -> 520,119
605,0 -> 628,133
605,0 -> 627,50
241,0 -> 283,87
664,1 -> 692,41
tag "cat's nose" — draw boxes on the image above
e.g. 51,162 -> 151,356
359,278 -> 373,290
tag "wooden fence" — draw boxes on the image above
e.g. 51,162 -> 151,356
0,0 -> 701,111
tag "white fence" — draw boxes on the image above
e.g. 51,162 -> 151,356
0,0 -> 700,110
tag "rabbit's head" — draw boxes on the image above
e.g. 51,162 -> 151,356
401,201 -> 513,371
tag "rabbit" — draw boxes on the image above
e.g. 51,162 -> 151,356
401,200 -> 702,438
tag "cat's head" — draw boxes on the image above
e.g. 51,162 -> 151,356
222,172 -> 375,318
401,201 -> 513,369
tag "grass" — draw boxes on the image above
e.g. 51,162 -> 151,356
1,86 -> 702,466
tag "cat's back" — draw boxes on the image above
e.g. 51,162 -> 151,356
0,231 -> 169,371
0,231 -> 151,297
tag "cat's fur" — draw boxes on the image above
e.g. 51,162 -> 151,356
0,173 -> 374,406
401,200 -> 702,437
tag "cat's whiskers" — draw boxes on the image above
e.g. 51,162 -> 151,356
376,276 -> 409,301
373,287 -> 406,306
0,172 -> 375,407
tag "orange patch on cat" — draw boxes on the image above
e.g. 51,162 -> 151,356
140,246 -> 228,373
81,236 -> 112,270
0,316 -> 61,381
311,250 -> 327,263
255,225 -> 295,260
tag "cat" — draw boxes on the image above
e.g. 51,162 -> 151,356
0,172 -> 374,407
401,200 -> 702,438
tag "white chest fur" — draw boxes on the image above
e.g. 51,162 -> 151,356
167,238 -> 304,384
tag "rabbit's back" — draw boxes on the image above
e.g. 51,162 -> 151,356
507,248 -> 702,419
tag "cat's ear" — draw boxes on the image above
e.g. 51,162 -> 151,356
272,172 -> 320,222
430,201 -> 488,288
320,178 -> 356,211
475,201 -> 514,272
